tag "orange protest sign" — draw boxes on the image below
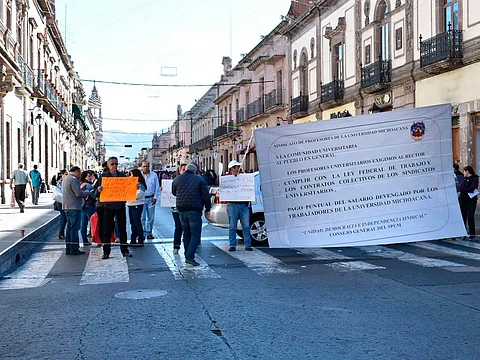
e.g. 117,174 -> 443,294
99,177 -> 138,202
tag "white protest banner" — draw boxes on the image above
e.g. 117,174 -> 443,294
254,104 -> 467,248
219,174 -> 255,201
160,179 -> 176,207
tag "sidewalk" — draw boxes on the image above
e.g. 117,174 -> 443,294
0,192 -> 59,275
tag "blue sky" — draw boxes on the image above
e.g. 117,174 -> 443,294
54,0 -> 292,160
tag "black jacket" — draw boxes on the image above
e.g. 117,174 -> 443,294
172,170 -> 211,213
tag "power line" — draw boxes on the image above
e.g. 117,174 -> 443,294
80,79 -> 274,87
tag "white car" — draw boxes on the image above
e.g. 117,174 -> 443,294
206,171 -> 268,245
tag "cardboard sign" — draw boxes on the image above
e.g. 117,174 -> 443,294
160,179 -> 176,207
99,177 -> 138,202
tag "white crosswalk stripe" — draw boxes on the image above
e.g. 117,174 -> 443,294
0,245 -> 63,290
80,247 -> 129,285
153,243 -> 221,280
297,248 -> 385,271
212,241 -> 299,275
358,245 -> 466,269
413,241 -> 480,261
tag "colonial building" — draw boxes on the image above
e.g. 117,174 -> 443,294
0,1 -> 96,203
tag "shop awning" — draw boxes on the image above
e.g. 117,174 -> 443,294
72,103 -> 89,130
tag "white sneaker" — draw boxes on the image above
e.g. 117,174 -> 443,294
173,248 -> 179,255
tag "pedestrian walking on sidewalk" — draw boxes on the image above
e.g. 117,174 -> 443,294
459,165 -> 479,240
225,160 -> 253,252
127,169 -> 146,246
62,166 -> 93,255
29,165 -> 42,205
141,161 -> 160,240
94,157 -> 132,259
172,163 -> 211,266
56,170 -> 68,240
10,163 -> 32,213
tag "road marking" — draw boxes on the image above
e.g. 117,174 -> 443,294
413,241 -> 480,262
212,241 -> 299,276
80,247 -> 129,285
358,245 -> 466,268
150,236 -> 229,243
153,243 -> 220,280
442,238 -> 480,250
298,248 -> 385,271
0,246 -> 63,290
326,261 -> 385,272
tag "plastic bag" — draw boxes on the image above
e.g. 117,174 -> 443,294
10,190 -> 15,208
90,212 -> 115,244
52,186 -> 63,203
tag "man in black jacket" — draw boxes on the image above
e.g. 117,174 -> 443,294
172,163 -> 211,266
94,157 -> 132,259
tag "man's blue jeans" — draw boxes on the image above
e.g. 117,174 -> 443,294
227,203 -> 251,247
179,211 -> 202,261
65,209 -> 82,252
58,202 -> 67,237
142,197 -> 156,236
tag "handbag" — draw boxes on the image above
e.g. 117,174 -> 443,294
10,190 -> 15,208
52,186 -> 63,203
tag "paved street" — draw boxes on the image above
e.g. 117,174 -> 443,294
1,197 -> 480,359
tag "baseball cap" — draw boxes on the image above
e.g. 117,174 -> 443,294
228,160 -> 242,169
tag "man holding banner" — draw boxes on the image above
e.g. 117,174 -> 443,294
225,160 -> 252,252
95,156 -> 135,259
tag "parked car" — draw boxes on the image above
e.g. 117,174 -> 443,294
206,171 -> 268,245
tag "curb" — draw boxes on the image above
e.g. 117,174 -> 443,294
0,215 -> 60,276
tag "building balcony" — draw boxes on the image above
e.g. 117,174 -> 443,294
420,27 -> 463,73
291,94 -> 309,115
190,135 -> 213,153
236,108 -> 245,124
265,89 -> 286,111
213,121 -> 237,139
34,70 -> 45,95
360,58 -> 391,93
246,98 -> 264,120
321,80 -> 344,104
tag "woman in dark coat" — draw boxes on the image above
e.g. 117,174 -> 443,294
458,165 -> 479,240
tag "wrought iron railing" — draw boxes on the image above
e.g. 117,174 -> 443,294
361,58 -> 391,89
213,121 -> 236,139
291,94 -> 309,114
246,98 -> 263,119
24,64 -> 34,89
236,108 -> 245,123
265,89 -> 285,109
321,80 -> 344,103
420,28 -> 463,68
190,135 -> 213,153
34,70 -> 45,94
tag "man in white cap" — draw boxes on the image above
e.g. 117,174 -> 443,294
225,160 -> 252,252
172,163 -> 211,266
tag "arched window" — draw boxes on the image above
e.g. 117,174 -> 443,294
375,0 -> 390,60
299,51 -> 308,96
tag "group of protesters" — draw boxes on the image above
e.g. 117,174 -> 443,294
54,158 -> 160,258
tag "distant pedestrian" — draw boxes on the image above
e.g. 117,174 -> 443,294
56,170 -> 68,239
94,157 -> 131,259
458,165 -> 479,240
225,160 -> 252,252
172,163 -> 211,266
141,161 -> 160,240
29,165 -> 42,205
62,166 -> 93,255
10,163 -> 32,213
171,163 -> 187,254
127,169 -> 147,246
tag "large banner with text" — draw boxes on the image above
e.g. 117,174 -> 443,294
254,104 -> 467,248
